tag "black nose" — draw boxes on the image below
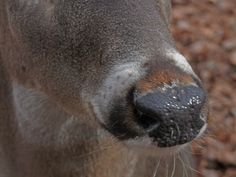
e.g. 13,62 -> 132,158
134,84 -> 206,147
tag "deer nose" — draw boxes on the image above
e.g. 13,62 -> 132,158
133,84 -> 206,147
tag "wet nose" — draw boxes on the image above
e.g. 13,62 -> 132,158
133,84 -> 206,147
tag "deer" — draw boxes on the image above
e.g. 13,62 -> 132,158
0,0 -> 208,177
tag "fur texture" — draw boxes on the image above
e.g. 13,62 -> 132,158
0,0 -> 207,177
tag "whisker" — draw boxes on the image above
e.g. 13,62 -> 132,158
183,147 -> 202,156
174,122 -> 181,140
72,141 -> 124,174
178,154 -> 187,177
73,144 -> 116,160
191,141 -> 205,150
170,156 -> 176,177
152,159 -> 161,177
181,151 -> 203,176
165,160 -> 169,177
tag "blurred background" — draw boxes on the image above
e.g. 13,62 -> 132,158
171,0 -> 236,177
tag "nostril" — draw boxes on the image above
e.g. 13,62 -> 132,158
135,111 -> 161,130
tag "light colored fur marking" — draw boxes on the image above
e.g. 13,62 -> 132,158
197,123 -> 207,138
91,62 -> 143,124
166,49 -> 194,74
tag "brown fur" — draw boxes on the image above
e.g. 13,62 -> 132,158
0,0 -> 202,177
136,69 -> 194,93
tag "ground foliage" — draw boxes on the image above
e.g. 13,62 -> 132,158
172,0 -> 236,176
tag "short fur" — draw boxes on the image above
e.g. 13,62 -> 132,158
0,0 -> 205,177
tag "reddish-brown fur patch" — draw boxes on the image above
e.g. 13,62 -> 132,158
136,69 -> 193,93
